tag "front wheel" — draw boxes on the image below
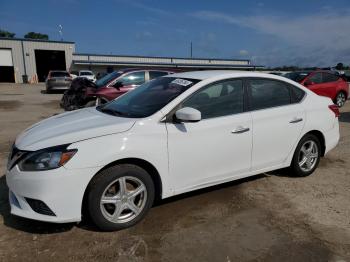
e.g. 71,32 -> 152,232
87,164 -> 155,231
335,91 -> 347,107
290,134 -> 321,177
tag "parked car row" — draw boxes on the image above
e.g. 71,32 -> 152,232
49,68 -> 348,109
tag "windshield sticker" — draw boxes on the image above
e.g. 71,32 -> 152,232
171,79 -> 193,86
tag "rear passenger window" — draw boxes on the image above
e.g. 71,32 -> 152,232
182,79 -> 244,119
149,71 -> 168,80
290,85 -> 305,103
322,73 -> 339,83
308,73 -> 322,84
248,79 -> 291,110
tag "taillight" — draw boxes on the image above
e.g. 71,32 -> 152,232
329,104 -> 340,117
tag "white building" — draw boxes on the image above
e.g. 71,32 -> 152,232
0,37 -> 262,83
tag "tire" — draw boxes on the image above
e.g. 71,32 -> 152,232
290,134 -> 321,177
335,91 -> 347,107
87,164 -> 155,231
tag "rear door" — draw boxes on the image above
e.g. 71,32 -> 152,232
320,72 -> 339,99
247,78 -> 305,171
305,72 -> 330,97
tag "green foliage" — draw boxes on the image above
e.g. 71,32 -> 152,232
24,32 -> 49,40
0,29 -> 15,38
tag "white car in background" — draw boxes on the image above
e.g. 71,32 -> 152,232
6,71 -> 340,231
78,70 -> 96,82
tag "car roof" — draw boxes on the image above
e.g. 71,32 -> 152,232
166,70 -> 277,81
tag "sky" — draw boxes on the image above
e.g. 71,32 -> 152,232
1,0 -> 350,67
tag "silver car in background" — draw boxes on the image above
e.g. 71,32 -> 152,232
45,71 -> 72,93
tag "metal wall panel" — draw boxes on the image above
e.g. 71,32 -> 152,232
0,38 -> 75,83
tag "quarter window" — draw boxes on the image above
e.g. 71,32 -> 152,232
119,71 -> 145,86
248,79 -> 291,110
182,79 -> 244,119
291,85 -> 305,103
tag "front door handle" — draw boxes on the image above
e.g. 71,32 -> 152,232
289,118 -> 303,124
231,126 -> 250,134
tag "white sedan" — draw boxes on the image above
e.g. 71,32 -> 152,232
78,70 -> 96,82
6,71 -> 340,231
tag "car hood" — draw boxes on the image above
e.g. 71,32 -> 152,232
15,108 -> 136,151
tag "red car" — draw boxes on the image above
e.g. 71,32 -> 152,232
285,71 -> 349,107
85,68 -> 175,107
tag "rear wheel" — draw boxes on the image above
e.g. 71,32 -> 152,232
290,134 -> 321,177
335,91 -> 347,107
87,164 -> 155,231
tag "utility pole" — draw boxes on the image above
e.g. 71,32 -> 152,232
58,25 -> 63,41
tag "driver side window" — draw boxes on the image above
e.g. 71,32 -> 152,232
182,79 -> 244,119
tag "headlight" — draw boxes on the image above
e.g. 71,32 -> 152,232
18,145 -> 77,171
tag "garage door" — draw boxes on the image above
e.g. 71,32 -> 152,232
0,49 -> 15,82
0,49 -> 13,66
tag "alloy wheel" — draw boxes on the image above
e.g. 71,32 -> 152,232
100,176 -> 147,224
298,140 -> 319,172
336,92 -> 346,107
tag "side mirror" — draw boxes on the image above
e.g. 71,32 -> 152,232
175,107 -> 201,123
304,80 -> 314,86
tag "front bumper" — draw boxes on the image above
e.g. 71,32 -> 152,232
6,165 -> 100,223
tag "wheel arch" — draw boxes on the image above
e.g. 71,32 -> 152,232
304,130 -> 326,156
82,157 -> 163,216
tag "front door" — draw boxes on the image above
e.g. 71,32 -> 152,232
166,79 -> 252,194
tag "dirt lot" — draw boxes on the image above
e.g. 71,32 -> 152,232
0,83 -> 350,262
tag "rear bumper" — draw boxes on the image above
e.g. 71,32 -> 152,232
46,81 -> 71,90
324,119 -> 340,155
6,165 -> 100,223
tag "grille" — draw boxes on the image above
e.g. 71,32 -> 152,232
25,198 -> 56,216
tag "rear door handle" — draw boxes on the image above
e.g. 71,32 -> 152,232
231,126 -> 250,134
289,118 -> 303,124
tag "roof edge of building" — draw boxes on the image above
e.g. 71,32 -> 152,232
73,52 -> 250,62
72,60 -> 264,68
0,37 -> 75,44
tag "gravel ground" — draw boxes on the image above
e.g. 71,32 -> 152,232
0,83 -> 349,262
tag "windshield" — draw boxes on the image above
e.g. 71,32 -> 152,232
95,71 -> 123,88
80,71 -> 93,76
97,77 -> 200,118
284,72 -> 310,82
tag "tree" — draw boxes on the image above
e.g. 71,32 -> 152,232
0,29 -> 15,38
24,32 -> 49,40
335,63 -> 344,70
